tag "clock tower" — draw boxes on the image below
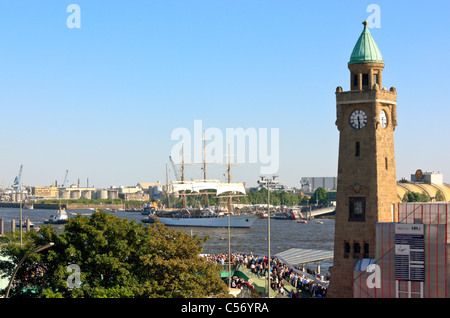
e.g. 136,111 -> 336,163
327,21 -> 398,298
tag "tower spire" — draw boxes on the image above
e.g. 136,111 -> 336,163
348,21 -> 385,91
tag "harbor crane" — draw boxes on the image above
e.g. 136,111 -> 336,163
168,156 -> 180,181
62,169 -> 69,188
12,165 -> 23,191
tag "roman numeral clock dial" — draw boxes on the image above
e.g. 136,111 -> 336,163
350,110 -> 367,130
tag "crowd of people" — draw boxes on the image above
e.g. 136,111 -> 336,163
204,252 -> 328,298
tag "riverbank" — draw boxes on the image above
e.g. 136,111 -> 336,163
0,202 -> 139,211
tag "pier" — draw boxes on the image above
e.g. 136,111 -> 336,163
213,250 -> 332,298
308,206 -> 335,218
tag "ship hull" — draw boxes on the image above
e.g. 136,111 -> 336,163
144,214 -> 256,228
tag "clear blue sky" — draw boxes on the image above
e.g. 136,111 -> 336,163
0,1 -> 449,188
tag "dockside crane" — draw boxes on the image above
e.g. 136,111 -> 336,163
62,169 -> 69,188
168,156 -> 180,181
12,165 -> 23,191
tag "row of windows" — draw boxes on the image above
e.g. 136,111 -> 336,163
344,241 -> 369,259
352,74 -> 378,87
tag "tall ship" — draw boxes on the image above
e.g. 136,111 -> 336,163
143,180 -> 256,228
144,206 -> 256,228
142,140 -> 256,228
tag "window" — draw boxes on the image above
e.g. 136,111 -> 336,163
363,242 -> 369,258
349,197 -> 366,221
373,74 -> 378,85
353,242 -> 361,258
355,142 -> 360,157
353,74 -> 358,87
344,241 -> 350,258
362,74 -> 369,86
385,157 -> 388,170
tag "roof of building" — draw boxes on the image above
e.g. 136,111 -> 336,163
137,182 -> 162,189
397,182 -> 450,202
349,21 -> 384,65
275,248 -> 334,266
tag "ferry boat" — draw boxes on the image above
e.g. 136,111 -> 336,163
142,208 -> 257,228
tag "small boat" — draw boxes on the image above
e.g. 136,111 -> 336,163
44,207 -> 69,224
255,211 -> 268,218
16,221 -> 36,228
142,202 -> 158,215
274,210 -> 298,220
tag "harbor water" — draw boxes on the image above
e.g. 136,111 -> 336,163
0,208 -> 334,270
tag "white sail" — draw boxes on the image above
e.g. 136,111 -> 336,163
216,183 -> 246,195
169,181 -> 194,193
169,180 -> 245,195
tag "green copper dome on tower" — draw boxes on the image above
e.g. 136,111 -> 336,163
348,21 -> 384,65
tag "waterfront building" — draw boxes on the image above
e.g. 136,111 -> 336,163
300,172 -> 450,203
119,192 -> 150,201
137,182 -> 163,200
328,21 -> 398,298
58,186 -> 98,200
31,186 -> 59,198
397,170 -> 450,202
354,202 -> 450,298
254,176 -> 299,193
327,21 -> 450,299
300,177 -> 337,192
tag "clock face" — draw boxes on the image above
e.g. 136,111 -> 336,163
350,110 -> 368,130
379,110 -> 387,129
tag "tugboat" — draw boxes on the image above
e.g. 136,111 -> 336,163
44,206 -> 69,224
141,201 -> 158,215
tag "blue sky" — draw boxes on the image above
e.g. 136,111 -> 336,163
0,1 -> 449,188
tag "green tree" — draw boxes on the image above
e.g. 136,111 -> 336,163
310,187 -> 328,205
435,190 -> 445,202
402,191 -> 430,203
0,210 -> 227,298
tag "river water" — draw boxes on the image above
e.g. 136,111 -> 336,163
0,208 -> 335,270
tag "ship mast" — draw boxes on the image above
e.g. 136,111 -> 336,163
171,142 -> 192,208
201,129 -> 210,207
222,143 -> 239,213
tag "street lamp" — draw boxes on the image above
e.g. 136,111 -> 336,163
5,242 -> 54,298
267,178 -> 271,298
261,176 -> 271,298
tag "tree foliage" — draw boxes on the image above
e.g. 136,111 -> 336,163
309,187 -> 328,205
0,210 -> 228,298
435,190 -> 445,202
402,191 -> 430,203
243,188 -> 311,206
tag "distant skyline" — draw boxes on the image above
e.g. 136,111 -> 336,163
0,1 -> 449,188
